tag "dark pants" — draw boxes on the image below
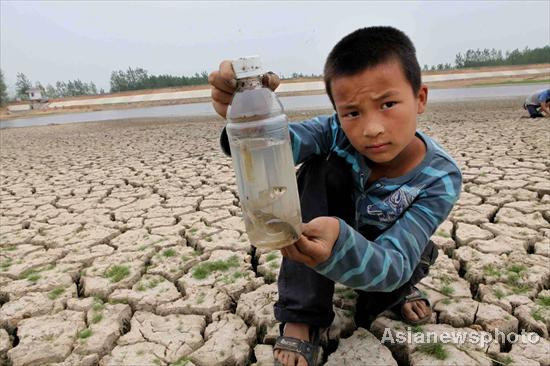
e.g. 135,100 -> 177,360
273,154 -> 438,329
524,103 -> 544,118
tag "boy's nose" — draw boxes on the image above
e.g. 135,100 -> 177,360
362,119 -> 384,137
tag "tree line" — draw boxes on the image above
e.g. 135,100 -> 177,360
110,67 -> 209,92
423,45 -> 550,71
1,44 -> 548,106
10,72 -> 102,101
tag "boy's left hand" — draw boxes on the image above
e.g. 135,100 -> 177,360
281,217 -> 340,267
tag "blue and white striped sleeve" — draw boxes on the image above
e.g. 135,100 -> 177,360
313,166 -> 462,292
288,114 -> 341,165
219,114 -> 340,164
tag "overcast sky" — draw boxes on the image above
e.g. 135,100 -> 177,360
1,1 -> 549,93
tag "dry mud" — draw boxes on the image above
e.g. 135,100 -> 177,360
0,98 -> 549,366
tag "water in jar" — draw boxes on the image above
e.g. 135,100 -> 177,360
230,136 -> 302,249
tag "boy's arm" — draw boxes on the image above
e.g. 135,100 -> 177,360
310,168 -> 462,292
538,91 -> 550,117
540,101 -> 550,117
220,114 -> 341,164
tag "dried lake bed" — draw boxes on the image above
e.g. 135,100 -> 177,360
0,98 -> 549,365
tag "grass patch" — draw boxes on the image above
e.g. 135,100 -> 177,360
136,276 -> 163,291
440,286 -> 455,296
108,298 -> 128,305
0,258 -> 12,270
441,298 -> 453,305
510,284 -> 531,295
536,296 -> 550,307
336,287 -> 358,300
48,287 -> 65,300
436,230 -> 450,238
493,288 -> 505,299
192,255 -> 239,280
92,299 -> 104,312
492,355 -> 513,365
91,313 -> 103,324
27,273 -> 41,282
264,271 -> 276,283
104,265 -> 130,283
343,309 -> 354,318
172,357 -> 191,366
78,328 -> 92,339
196,291 -> 205,304
162,248 -> 177,257
19,268 -> 40,280
265,252 -> 278,262
483,264 -> 500,277
531,308 -> 545,322
507,264 -> 527,274
411,325 -> 424,333
417,342 -> 448,360
439,274 -> 453,285
506,273 -> 521,287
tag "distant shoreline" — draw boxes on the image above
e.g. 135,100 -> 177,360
1,64 -> 548,122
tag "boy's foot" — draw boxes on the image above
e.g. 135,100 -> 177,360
273,322 -> 311,366
401,299 -> 431,323
398,286 -> 432,325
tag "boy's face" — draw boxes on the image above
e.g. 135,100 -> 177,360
331,59 -> 427,166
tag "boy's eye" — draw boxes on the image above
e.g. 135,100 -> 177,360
381,101 -> 397,110
344,111 -> 359,118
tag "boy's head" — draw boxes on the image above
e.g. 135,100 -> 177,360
324,26 -> 421,105
323,26 -> 428,166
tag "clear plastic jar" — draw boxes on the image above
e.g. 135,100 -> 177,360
226,56 -> 302,249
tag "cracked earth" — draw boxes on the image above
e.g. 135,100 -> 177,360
1,99 -> 549,366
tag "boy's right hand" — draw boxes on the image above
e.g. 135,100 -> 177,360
208,60 -> 280,118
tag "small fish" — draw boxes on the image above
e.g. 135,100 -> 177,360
257,186 -> 287,204
249,209 -> 300,243
245,187 -> 297,247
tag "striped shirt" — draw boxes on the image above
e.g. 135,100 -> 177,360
288,113 -> 462,292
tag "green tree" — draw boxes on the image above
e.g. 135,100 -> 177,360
45,84 -> 58,98
0,69 -> 8,106
15,72 -> 32,100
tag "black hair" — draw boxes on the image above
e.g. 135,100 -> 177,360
324,26 -> 421,106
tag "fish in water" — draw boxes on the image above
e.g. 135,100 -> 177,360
257,186 -> 287,204
243,186 -> 299,247
248,209 -> 300,245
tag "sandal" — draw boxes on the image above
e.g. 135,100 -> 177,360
395,286 -> 432,325
273,324 -> 320,366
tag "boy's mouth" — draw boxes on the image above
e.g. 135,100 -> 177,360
366,142 -> 390,150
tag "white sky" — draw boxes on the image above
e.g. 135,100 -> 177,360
1,1 -> 549,93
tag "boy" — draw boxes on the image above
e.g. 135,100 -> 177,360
209,26 -> 461,366
523,88 -> 550,118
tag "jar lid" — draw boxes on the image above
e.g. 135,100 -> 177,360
232,56 -> 263,78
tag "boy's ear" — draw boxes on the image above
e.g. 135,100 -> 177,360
416,84 -> 428,114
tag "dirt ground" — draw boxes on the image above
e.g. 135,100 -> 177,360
0,99 -> 549,366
